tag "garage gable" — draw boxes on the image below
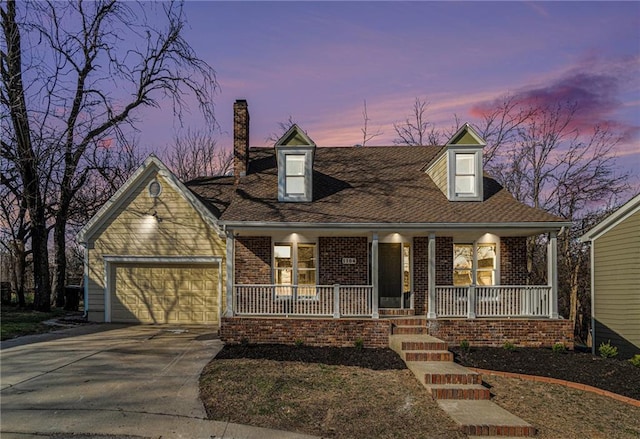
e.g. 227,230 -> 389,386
78,155 -> 228,324
78,154 -> 222,249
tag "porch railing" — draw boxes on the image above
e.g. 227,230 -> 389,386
435,285 -> 551,318
234,284 -> 373,317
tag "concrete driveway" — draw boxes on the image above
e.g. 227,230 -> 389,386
1,325 -> 317,439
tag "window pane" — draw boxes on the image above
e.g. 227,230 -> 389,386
477,244 -> 496,269
298,269 -> 316,285
286,155 -> 305,176
286,176 -> 305,194
456,154 -> 475,175
454,270 -> 472,286
274,245 -> 291,259
455,175 -> 475,195
477,270 -> 494,286
298,244 -> 316,269
275,268 -> 292,285
453,245 -> 473,270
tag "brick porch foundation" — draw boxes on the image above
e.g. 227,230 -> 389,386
220,317 -> 391,348
427,318 -> 574,349
221,317 -> 574,349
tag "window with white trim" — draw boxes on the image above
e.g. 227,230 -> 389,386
274,242 -> 317,297
285,155 -> 306,195
453,243 -> 496,286
454,153 -> 477,197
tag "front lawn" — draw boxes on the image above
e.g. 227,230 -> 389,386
1,306 -> 67,340
200,344 -> 640,439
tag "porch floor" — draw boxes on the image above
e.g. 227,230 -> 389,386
389,318 -> 536,437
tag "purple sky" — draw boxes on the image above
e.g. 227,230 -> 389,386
137,1 -> 639,186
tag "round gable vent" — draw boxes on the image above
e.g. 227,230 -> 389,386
148,180 -> 162,197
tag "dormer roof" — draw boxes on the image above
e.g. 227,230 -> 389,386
275,124 -> 316,147
446,123 -> 486,146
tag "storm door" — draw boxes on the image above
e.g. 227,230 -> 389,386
378,243 -> 402,308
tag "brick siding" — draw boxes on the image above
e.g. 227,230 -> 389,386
235,236 -> 271,284
413,237 -> 428,315
319,237 -> 368,285
427,318 -> 574,348
436,237 -> 453,285
221,317 -> 390,348
500,237 -> 528,285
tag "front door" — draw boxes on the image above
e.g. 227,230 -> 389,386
378,243 -> 402,308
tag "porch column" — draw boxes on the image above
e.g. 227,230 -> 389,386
225,231 -> 234,317
548,231 -> 559,319
427,233 -> 437,319
372,232 -> 379,319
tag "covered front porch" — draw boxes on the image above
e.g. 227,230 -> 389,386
232,284 -> 554,319
224,228 -> 562,321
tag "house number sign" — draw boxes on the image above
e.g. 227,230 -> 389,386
342,257 -> 356,265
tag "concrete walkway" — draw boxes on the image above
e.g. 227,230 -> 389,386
1,324 -> 318,439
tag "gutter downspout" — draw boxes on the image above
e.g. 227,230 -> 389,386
82,243 -> 89,318
590,239 -> 596,355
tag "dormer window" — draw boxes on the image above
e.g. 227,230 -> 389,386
454,153 -> 478,197
285,155 -> 306,195
275,124 -> 316,202
426,123 -> 485,202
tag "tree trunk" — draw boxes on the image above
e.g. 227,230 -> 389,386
53,213 -> 67,308
9,240 -> 26,308
2,0 -> 51,311
31,223 -> 51,311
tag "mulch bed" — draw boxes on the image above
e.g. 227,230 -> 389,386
215,343 -> 407,370
218,344 -> 640,401
450,346 -> 640,401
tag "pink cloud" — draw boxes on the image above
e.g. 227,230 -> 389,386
471,64 -> 639,142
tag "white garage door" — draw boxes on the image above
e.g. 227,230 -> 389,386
111,263 -> 219,324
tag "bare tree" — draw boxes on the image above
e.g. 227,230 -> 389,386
1,0 -> 51,310
477,97 -> 630,341
265,115 -> 298,144
1,0 -> 218,310
393,97 -> 442,146
164,129 -> 232,181
359,100 -> 383,147
472,95 -> 537,167
0,178 -> 29,307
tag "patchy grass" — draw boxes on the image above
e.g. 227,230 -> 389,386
200,358 -> 465,439
485,375 -> 640,439
1,306 -> 66,340
200,344 -> 640,439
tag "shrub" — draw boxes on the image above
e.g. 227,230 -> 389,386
503,341 -> 516,351
598,340 -> 618,358
460,339 -> 470,352
354,338 -> 364,349
629,354 -> 640,367
294,339 -> 304,348
552,342 -> 566,353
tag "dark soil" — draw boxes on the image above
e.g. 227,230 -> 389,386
451,346 -> 640,401
219,344 -> 640,401
216,343 -> 406,370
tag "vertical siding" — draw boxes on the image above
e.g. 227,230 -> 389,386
87,171 -> 226,322
426,153 -> 448,197
593,209 -> 640,354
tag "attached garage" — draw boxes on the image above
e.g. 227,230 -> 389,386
107,259 -> 221,324
77,156 -> 231,327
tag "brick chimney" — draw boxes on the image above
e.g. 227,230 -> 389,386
233,99 -> 250,183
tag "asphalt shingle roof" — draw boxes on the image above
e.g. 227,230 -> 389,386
187,146 -> 565,225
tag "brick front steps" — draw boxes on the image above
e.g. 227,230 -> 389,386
379,308 -> 415,316
389,317 -> 535,437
